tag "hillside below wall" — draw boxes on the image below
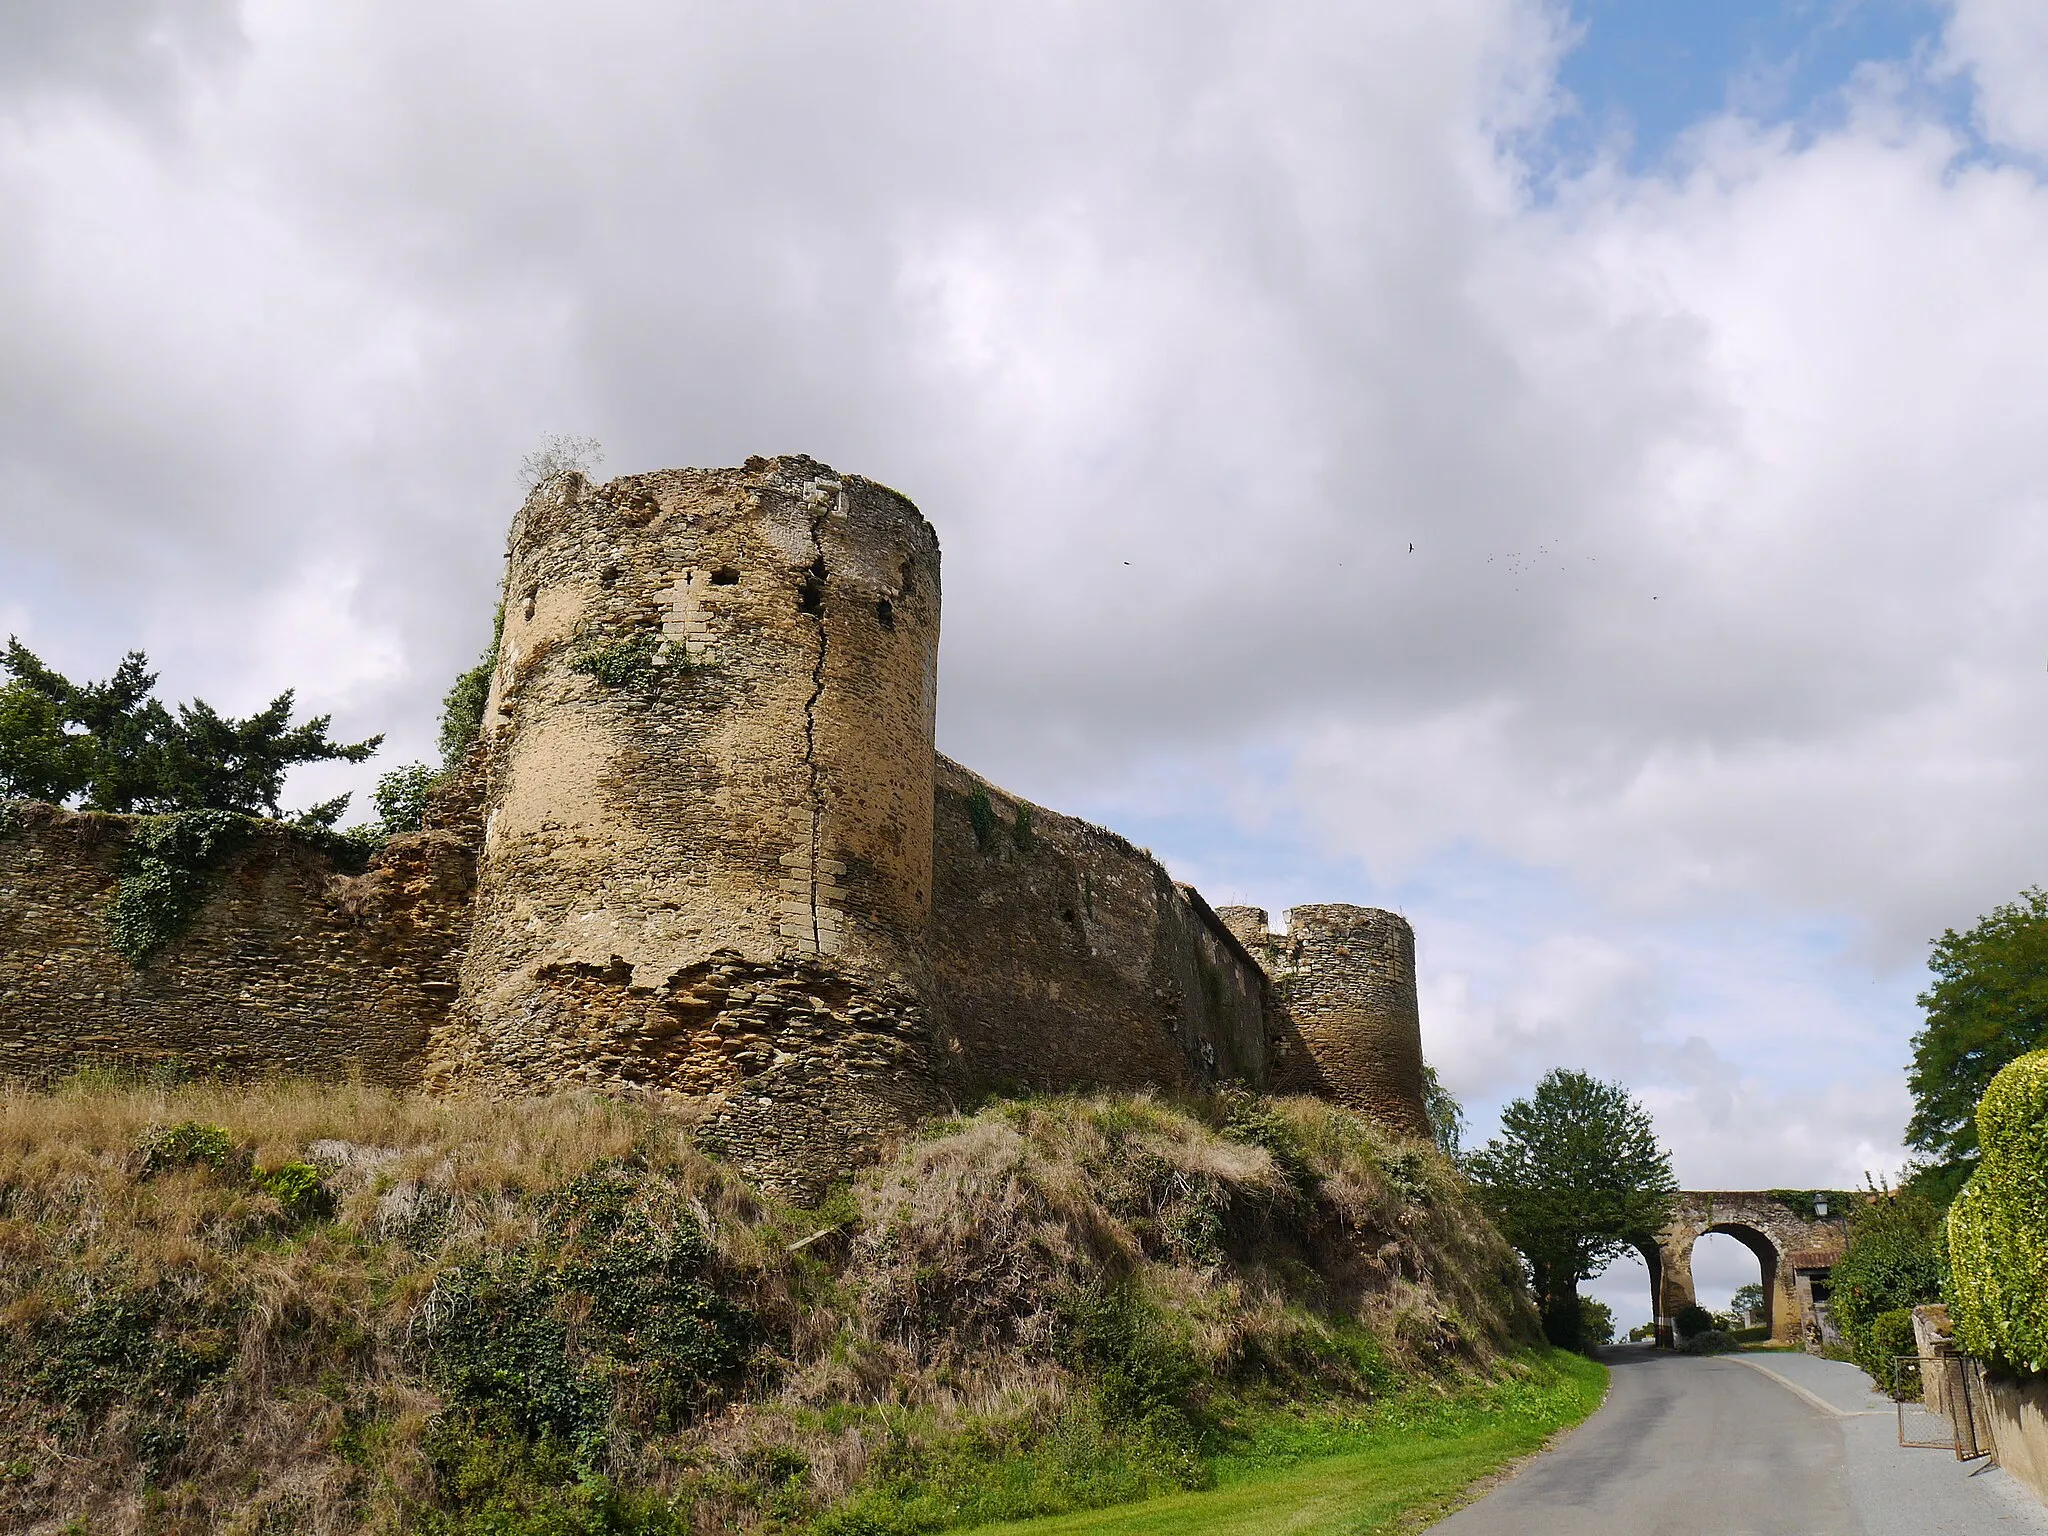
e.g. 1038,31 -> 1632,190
927,757 -> 1274,1098
0,804 -> 471,1085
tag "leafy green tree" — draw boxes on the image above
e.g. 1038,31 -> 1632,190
1729,1282 -> 1766,1326
372,763 -> 439,835
1830,1187 -> 1944,1385
436,604 -> 503,769
0,675 -> 89,803
1906,889 -> 2048,1196
0,639 -> 380,818
1465,1068 -> 1677,1350
1,643 -> 168,810
1422,1063 -> 1466,1158
154,693 -> 379,818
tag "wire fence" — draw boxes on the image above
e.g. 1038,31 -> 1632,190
1893,1354 -> 1989,1461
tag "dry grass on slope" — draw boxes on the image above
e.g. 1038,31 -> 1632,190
0,1077 -> 1536,1536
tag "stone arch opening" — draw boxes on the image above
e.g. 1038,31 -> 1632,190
1695,1224 -> 1778,1336
1619,1238 -> 1662,1342
1652,1193 -> 1846,1348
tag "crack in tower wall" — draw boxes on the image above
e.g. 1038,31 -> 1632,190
799,488 -> 832,955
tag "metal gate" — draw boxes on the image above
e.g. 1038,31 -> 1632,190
1893,1355 -> 1990,1460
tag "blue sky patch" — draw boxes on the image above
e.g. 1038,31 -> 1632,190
1554,0 -> 1949,166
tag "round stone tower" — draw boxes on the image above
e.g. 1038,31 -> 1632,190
437,454 -> 943,1196
1272,904 -> 1430,1139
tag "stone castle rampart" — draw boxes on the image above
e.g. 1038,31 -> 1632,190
0,455 -> 1430,1196
928,756 -> 1273,1100
0,804 -> 469,1086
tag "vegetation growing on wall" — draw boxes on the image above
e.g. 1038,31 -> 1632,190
1947,1049 -> 2048,1372
1762,1189 -> 1854,1223
107,810 -> 253,964
518,433 -> 606,493
438,602 -> 505,768
967,785 -> 1000,851
0,1078 -> 1543,1536
572,627 -> 670,690
1422,1065 -> 1466,1158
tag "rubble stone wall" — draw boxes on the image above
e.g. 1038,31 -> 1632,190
0,804 -> 471,1086
927,757 -> 1274,1100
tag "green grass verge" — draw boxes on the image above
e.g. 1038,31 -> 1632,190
887,1349 -> 1607,1536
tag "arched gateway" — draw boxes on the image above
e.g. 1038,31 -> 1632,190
1636,1192 -> 1849,1347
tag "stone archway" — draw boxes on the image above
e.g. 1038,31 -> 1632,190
1645,1192 -> 1848,1347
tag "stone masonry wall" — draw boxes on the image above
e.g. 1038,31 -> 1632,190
0,803 -> 471,1085
0,455 -> 1435,1200
439,457 -> 947,1197
1217,903 -> 1430,1139
927,758 -> 1273,1100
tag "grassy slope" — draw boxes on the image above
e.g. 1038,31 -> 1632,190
980,1351 -> 1607,1536
0,1077 -> 1544,1536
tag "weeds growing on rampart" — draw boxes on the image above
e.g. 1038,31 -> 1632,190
572,628 -> 682,691
106,810 -> 252,964
0,1076 -> 1536,1535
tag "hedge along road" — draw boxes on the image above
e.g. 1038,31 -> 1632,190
1434,1347 -> 2048,1536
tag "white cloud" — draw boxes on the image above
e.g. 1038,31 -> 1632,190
1945,0 -> 2048,156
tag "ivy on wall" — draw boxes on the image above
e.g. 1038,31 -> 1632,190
966,787 -> 999,851
108,811 -> 251,966
1947,1049 -> 2048,1372
438,601 -> 505,767
1762,1189 -> 1856,1222
572,627 -> 684,691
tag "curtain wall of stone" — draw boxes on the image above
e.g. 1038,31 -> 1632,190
926,757 -> 1272,1100
0,805 -> 469,1085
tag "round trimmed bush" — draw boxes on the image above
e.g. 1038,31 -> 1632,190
1673,1303 -> 1715,1341
1948,1051 -> 2048,1371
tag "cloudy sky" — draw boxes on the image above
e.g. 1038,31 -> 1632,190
6,0 -> 2046,1321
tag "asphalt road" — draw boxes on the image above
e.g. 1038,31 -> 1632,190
1432,1345 -> 2048,1536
